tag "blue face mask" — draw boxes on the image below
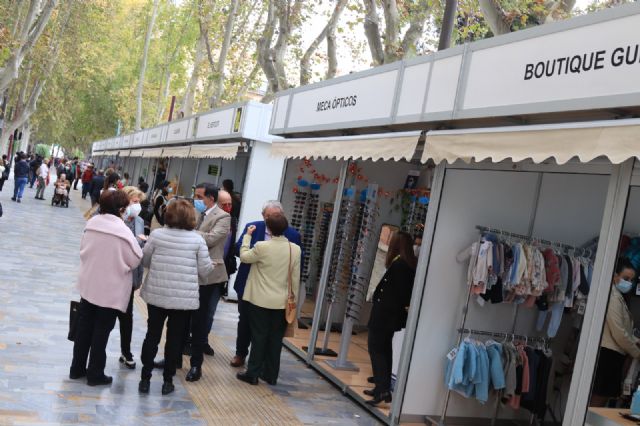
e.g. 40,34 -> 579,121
167,187 -> 173,193
616,279 -> 634,294
194,199 -> 206,213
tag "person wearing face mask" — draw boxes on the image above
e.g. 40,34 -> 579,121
591,257 -> 640,406
70,190 -> 143,386
182,182 -> 230,382
151,180 -> 171,231
115,186 -> 147,369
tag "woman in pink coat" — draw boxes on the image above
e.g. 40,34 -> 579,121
70,190 -> 143,386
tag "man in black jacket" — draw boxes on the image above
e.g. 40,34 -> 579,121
0,154 -> 9,191
90,170 -> 105,206
12,152 -> 30,203
28,155 -> 42,188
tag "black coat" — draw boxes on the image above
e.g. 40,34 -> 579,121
368,258 -> 416,331
90,175 -> 105,201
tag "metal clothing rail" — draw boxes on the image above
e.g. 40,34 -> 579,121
476,225 -> 591,257
457,328 -> 546,344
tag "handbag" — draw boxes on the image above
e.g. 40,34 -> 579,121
68,300 -> 80,341
285,243 -> 297,324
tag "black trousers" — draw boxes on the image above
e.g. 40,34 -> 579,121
367,327 -> 395,394
190,284 -> 216,368
81,182 -> 91,198
246,302 -> 286,382
235,298 -> 251,358
0,176 -> 5,191
116,290 -> 134,358
141,304 -> 191,381
73,177 -> 80,190
70,298 -> 118,381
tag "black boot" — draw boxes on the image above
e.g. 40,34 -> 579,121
185,366 -> 201,382
236,372 -> 258,385
87,375 -> 113,386
138,378 -> 150,394
366,391 -> 392,406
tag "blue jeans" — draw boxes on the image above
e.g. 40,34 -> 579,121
13,177 -> 28,199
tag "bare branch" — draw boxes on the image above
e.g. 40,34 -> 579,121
401,0 -> 431,57
300,0 -> 348,85
210,0 -> 240,108
135,0 -> 160,130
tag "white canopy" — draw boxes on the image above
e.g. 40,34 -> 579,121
188,143 -> 240,159
129,149 -> 144,157
143,148 -> 164,158
161,146 -> 191,158
422,119 -> 640,165
270,131 -> 421,161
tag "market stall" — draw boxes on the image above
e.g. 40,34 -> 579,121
268,3 -> 640,425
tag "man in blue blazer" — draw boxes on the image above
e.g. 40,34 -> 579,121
230,200 -> 302,367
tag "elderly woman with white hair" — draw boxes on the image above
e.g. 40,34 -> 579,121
229,200 -> 303,368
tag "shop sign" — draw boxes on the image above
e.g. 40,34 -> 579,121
462,13 -> 640,111
207,164 -> 220,176
147,127 -> 162,145
196,108 -> 235,139
285,69 -> 399,129
166,119 -> 189,142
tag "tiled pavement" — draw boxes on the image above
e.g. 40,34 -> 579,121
0,176 -> 381,425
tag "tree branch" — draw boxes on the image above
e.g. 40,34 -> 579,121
362,0 -> 384,66
478,0 -> 511,35
257,0 -> 278,101
382,0 -> 400,63
210,0 -> 240,108
401,0 -> 431,57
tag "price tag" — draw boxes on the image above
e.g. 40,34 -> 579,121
476,295 -> 486,307
446,347 -> 458,361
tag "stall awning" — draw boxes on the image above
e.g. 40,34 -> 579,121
119,150 -> 131,157
161,146 -> 191,158
270,131 -> 421,161
143,148 -> 164,158
188,143 -> 240,159
129,149 -> 144,157
422,119 -> 640,165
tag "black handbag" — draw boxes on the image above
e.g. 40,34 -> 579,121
68,300 -> 80,341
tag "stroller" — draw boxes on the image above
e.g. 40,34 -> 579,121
52,182 -> 70,207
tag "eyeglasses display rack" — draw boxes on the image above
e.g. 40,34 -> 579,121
304,186 -> 358,357
328,184 -> 380,371
300,184 -> 321,293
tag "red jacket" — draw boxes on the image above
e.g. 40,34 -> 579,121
81,169 -> 93,183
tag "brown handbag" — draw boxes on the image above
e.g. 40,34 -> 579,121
285,243 -> 297,324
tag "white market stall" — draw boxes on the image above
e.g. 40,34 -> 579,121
268,4 -> 640,426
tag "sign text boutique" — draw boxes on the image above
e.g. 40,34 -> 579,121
524,44 -> 640,80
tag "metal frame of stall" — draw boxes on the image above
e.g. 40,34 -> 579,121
268,4 -> 640,425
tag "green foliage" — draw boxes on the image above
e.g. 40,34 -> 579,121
34,143 -> 50,157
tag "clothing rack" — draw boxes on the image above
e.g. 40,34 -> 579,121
475,226 -> 591,257
457,328 -> 546,344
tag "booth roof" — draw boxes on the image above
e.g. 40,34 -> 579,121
422,118 -> 640,165
270,131 -> 421,161
142,148 -> 164,158
187,142 -> 240,159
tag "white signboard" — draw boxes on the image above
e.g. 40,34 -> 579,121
166,119 -> 190,142
146,127 -> 162,145
122,135 -> 131,148
286,69 -> 399,129
196,108 -> 235,139
133,132 -> 143,147
462,13 -> 640,111
397,63 -> 431,118
425,55 -> 463,114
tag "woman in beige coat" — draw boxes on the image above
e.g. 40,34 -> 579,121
591,257 -> 640,406
236,213 -> 301,386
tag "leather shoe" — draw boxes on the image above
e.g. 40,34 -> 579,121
69,370 -> 86,380
367,376 -> 375,384
230,356 -> 245,367
182,345 -> 192,356
203,344 -> 215,356
363,389 -> 376,397
162,380 -> 175,395
236,372 -> 258,385
260,375 -> 277,386
87,375 -> 113,386
185,366 -> 202,382
138,379 -> 150,394
366,391 -> 392,406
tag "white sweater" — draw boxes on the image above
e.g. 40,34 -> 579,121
141,227 -> 214,310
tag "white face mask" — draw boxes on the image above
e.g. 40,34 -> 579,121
128,203 -> 142,218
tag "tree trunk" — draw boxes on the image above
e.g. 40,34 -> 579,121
156,71 -> 171,122
180,31 -> 206,117
300,0 -> 348,85
235,63 -> 260,101
381,0 -> 400,63
404,0 -> 432,56
257,0 -> 278,101
209,0 -> 240,108
362,0 -> 384,66
0,0 -> 58,93
135,0 -> 160,130
478,0 -> 511,35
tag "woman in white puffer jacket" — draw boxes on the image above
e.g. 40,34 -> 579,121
139,199 -> 213,396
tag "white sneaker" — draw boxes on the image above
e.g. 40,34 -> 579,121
119,354 -> 136,369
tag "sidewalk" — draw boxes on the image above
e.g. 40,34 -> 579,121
0,178 -> 379,425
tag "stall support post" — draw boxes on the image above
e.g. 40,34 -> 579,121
564,160 -> 634,425
305,161 -> 349,363
148,158 -> 159,192
390,163 -> 446,426
192,158 -> 201,196
176,158 -> 184,195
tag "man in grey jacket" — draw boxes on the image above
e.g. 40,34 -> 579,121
186,183 -> 231,382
